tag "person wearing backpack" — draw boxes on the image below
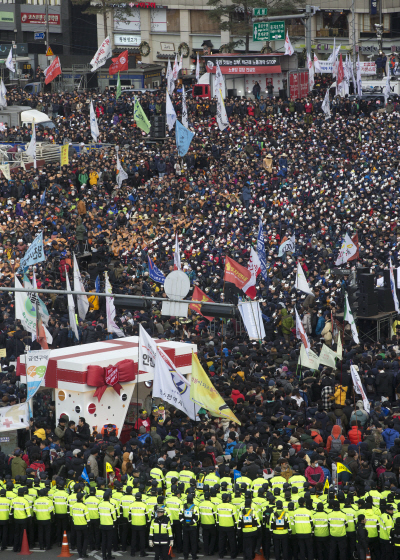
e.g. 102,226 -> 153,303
326,425 -> 345,458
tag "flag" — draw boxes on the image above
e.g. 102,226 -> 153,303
18,231 -> 45,271
90,101 -> 99,142
313,53 -> 322,73
26,350 -> 50,401
384,71 -> 391,105
190,353 -> 240,424
95,275 -> 100,293
138,323 -> 157,375
109,50 -> 128,75
23,273 -> 51,330
356,54 -> 362,97
214,60 -> 225,98
5,47 -> 14,73
337,53 -> 344,92
0,79 -> 6,107
134,97 -> 150,134
178,54 -> 183,74
216,88 -> 229,131
336,462 -> 352,474
15,276 -> 37,336
166,58 -> 175,95
319,344 -> 338,368
322,88 -> 331,120
0,164 -> 10,180
350,364 -> 370,413
189,286 -> 214,321
66,271 -> 79,341
238,301 -> 266,340
348,233 -> 359,262
25,121 -> 36,169
182,85 -> 188,129
224,256 -> 252,291
173,232 -> 181,270
196,53 -> 200,82
105,463 -> 114,473
242,247 -> 261,300
60,143 -> 69,166
116,146 -> 128,187
284,31 -> 294,56
154,347 -> 200,420
295,308 -> 310,356
116,72 -> 122,100
0,403 -> 29,432
35,303 -> 48,349
105,272 -> 124,338
337,333 -> 343,359
295,262 -> 314,295
307,53 -> 314,91
257,218 -> 269,282
81,467 -> 90,483
172,54 -> 178,81
335,233 -> 358,265
344,293 -> 359,344
148,256 -> 165,284
298,344 -> 320,370
90,36 -> 112,72
45,56 -> 62,85
175,120 -> 194,157
390,258 -> 400,313
166,89 -> 177,132
324,477 -> 330,492
73,254 -> 89,320
278,235 -> 295,257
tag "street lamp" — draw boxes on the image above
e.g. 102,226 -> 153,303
375,23 -> 383,53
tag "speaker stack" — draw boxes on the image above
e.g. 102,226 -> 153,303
150,115 -> 166,138
358,274 -> 378,316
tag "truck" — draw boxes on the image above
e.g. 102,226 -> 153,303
0,106 -> 56,130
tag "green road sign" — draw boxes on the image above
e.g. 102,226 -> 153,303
253,8 -> 268,16
253,20 -> 285,41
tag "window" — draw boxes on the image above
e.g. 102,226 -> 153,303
362,14 -> 390,32
167,9 -> 180,33
191,10 -> 219,34
316,11 -> 349,37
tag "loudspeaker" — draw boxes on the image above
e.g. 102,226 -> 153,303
279,89 -> 287,100
114,296 -> 152,311
356,267 -> 370,282
376,287 -> 395,312
200,304 -> 237,319
358,293 -> 372,305
150,115 -> 166,138
227,89 -> 237,98
358,274 -> 375,295
383,269 -> 391,288
358,302 -> 379,316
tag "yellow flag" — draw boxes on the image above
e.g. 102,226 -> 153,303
336,462 -> 351,474
324,477 -> 329,492
105,463 -> 114,473
190,353 -> 241,425
60,143 -> 69,166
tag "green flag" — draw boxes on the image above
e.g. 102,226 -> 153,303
359,130 -> 362,142
134,96 -> 150,134
116,72 -> 121,100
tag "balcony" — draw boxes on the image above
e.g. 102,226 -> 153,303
316,27 -> 349,37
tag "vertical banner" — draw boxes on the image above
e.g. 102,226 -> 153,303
60,143 -> 69,166
26,349 -> 51,401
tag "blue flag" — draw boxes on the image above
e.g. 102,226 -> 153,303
257,218 -> 269,282
81,466 -> 89,483
40,189 -> 46,205
95,275 -> 100,293
175,120 -> 195,157
18,231 -> 45,272
148,256 -> 165,284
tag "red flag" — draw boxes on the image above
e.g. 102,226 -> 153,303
224,257 -> 252,290
36,306 -> 48,350
348,233 -> 359,262
45,56 -> 62,85
337,53 -> 344,86
109,50 -> 128,75
189,286 -> 214,321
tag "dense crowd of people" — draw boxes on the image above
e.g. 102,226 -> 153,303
1,73 -> 400,560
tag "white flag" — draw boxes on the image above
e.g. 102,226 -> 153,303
153,347 -> 199,420
278,235 -> 295,257
337,332 -> 343,359
295,308 -> 310,356
65,270 -> 79,341
172,54 -> 179,81
73,253 -> 89,320
335,233 -> 357,266
344,293 -> 359,344
384,72 -> 391,105
356,54 -> 362,97
319,344 -> 338,368
90,101 -> 99,142
138,323 -> 157,375
214,60 -> 225,98
116,146 -> 128,187
298,344 -> 320,370
284,31 -> 294,56
166,89 -> 177,132
350,364 -> 370,413
389,258 -> 399,313
238,301 -> 265,340
90,36 -> 112,72
313,53 -> 322,73
242,247 -> 261,300
307,53 -> 314,91
322,88 -> 331,120
166,59 -> 175,95
196,53 -> 200,82
105,272 -> 124,338
295,262 -> 314,295
178,54 -> 183,74
182,85 -> 188,129
5,47 -> 14,73
0,80 -> 6,108
173,232 -> 181,270
25,122 -> 36,169
216,88 -> 229,131
23,273 -> 52,344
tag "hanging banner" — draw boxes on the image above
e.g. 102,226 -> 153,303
26,349 -> 51,401
0,402 -> 29,431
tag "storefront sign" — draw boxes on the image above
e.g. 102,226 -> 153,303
0,43 -> 28,56
114,34 -> 141,46
371,0 -> 377,15
0,11 -> 14,23
21,12 -> 60,25
160,42 -> 174,51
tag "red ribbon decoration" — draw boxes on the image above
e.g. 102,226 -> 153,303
86,359 -> 136,402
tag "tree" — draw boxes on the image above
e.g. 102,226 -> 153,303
207,0 -> 305,53
71,0 -> 134,39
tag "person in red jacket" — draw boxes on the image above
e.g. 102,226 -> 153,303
305,456 -> 324,486
134,409 -> 151,433
348,422 -> 363,445
326,425 -> 345,453
231,389 -> 245,404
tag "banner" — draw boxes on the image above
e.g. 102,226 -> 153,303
319,343 -> 338,368
105,272 -> 124,338
238,301 -> 266,341
295,261 -> 314,295
60,143 -> 69,166
148,256 -> 165,284
214,60 -> 225,98
242,247 -> 261,300
90,101 -> 99,142
18,231 -> 45,271
278,235 -> 295,257
134,97 -> 150,134
189,286 -> 214,321
336,462 -> 352,474
173,232 -> 181,271
0,402 -> 29,432
66,271 -> 79,341
337,333 -> 343,359
335,232 -> 358,265
109,49 -> 128,75
257,218 -> 269,282
138,323 -> 157,375
318,60 -> 375,75
224,256 -> 251,290
182,85 -> 188,129
344,293 -> 359,344
26,349 -> 50,401
166,58 -> 175,95
90,36 -> 112,72
5,47 -> 14,73
0,163 -> 10,180
196,53 -> 200,82
298,344 -> 320,370
190,353 -> 240,424
73,254 -> 89,320
216,87 -> 229,131
389,258 -> 399,313
166,90 -> 177,132
153,347 -> 199,420
175,120 -> 194,157
350,364 -> 370,413
285,31 -> 294,56
116,146 -> 128,187
25,121 -> 36,169
322,88 -> 331,120
295,308 -> 310,356
45,56 -> 61,84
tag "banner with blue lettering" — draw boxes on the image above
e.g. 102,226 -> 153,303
148,256 -> 165,284
18,231 -> 45,271
175,120 -> 195,157
257,218 -> 269,282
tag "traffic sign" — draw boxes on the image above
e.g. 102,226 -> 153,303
253,8 -> 268,16
46,46 -> 54,56
34,32 -> 45,40
253,20 -> 285,41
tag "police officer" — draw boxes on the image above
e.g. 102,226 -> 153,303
10,487 -> 31,553
70,492 -> 90,559
129,492 -> 148,557
53,478 -> 69,546
327,500 -> 347,560
99,489 -> 118,560
313,502 -> 329,560
33,487 -> 54,550
165,484 -> 184,553
0,488 -> 10,550
119,486 -> 136,552
85,486 -> 101,552
216,493 -> 238,559
356,514 -> 369,560
149,506 -> 173,560
238,493 -> 261,560
292,497 -> 314,560
180,494 -> 199,560
199,491 -> 217,556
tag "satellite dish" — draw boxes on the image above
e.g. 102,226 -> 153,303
164,270 -> 190,300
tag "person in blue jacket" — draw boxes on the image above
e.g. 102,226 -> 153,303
382,422 -> 400,449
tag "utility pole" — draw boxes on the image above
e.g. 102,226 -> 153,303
45,0 -> 50,66
305,5 -> 312,60
351,0 -> 356,69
